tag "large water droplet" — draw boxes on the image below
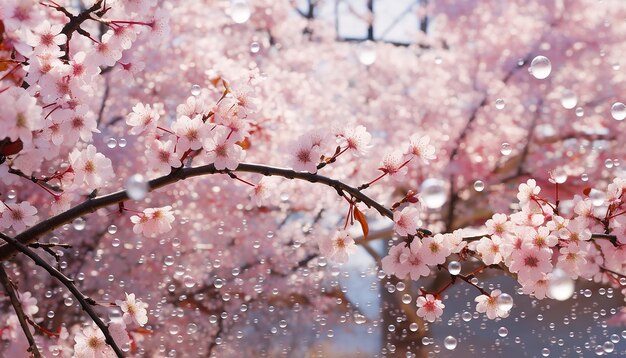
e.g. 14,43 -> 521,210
73,217 -> 86,231
448,261 -> 461,275
561,90 -> 577,109
354,313 -> 366,324
231,0 -> 251,24
500,143 -> 512,156
126,174 -> 149,200
530,56 -> 552,79
190,84 -> 201,96
495,99 -> 505,110
496,293 -> 514,311
444,336 -> 457,350
250,42 -> 260,54
548,268 -> 574,301
419,178 -> 447,209
473,180 -> 485,192
358,41 -> 377,66
498,327 -> 508,337
552,168 -> 567,184
106,137 -> 117,148
611,102 -> 626,121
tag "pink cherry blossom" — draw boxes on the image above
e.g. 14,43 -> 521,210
318,230 -> 356,264
421,234 -> 452,266
381,243 -> 411,279
416,294 -> 445,323
25,20 -> 66,53
404,134 -> 436,164
393,206 -> 420,237
289,136 -> 321,173
172,115 -> 210,152
146,139 -> 181,174
475,235 -> 504,265
338,125 -> 372,157
508,245 -> 553,283
69,145 -> 114,189
517,179 -> 540,206
115,293 -> 149,326
73,325 -> 115,358
204,126 -> 246,170
405,239 -> 430,280
475,289 -> 511,319
130,206 -> 175,237
126,103 -> 161,135
0,201 -> 39,232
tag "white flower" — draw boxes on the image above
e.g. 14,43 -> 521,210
318,230 -> 356,264
69,145 -> 114,189
204,126 -> 246,170
115,293 -> 149,327
130,206 -> 175,237
474,289 -> 510,319
0,201 -> 39,232
73,325 -> 115,358
517,179 -> 540,206
126,103 -> 160,135
393,206 -> 421,237
338,125 -> 372,156
404,134 -> 436,164
416,294 -> 445,323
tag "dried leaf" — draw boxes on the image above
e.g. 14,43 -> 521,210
353,206 -> 369,239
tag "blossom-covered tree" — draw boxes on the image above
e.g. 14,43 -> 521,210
0,0 -> 625,357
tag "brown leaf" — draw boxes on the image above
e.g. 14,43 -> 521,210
353,206 -> 369,239
583,187 -> 592,196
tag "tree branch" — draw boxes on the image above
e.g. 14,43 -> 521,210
0,266 -> 42,358
0,233 -> 124,358
0,163 -> 394,260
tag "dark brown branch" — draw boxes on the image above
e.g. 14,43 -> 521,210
0,233 -> 124,358
0,266 -> 42,358
0,163 -> 394,260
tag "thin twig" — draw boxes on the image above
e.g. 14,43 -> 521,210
0,266 -> 42,358
0,233 -> 124,357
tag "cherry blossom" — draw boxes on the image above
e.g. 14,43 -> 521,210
289,136 -> 321,173
474,289 -> 511,319
517,179 -> 540,206
508,245 -> 553,283
416,294 -> 445,323
130,206 -> 175,237
24,20 -> 66,53
381,243 -> 411,279
171,115 -> 210,152
69,145 -> 114,189
126,103 -> 160,135
393,206 -> 420,237
115,293 -> 149,326
338,125 -> 372,156
146,139 -> 181,174
0,201 -> 39,232
475,235 -> 504,265
204,126 -> 246,170
404,134 -> 436,164
73,325 -> 115,358
318,230 -> 356,264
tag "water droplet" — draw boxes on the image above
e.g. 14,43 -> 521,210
7,189 -> 16,199
444,336 -> 457,350
250,42 -> 260,53
611,102 -> 626,120
111,238 -> 120,247
495,99 -> 505,110
358,41 -> 376,66
126,174 -> 149,200
190,84 -> 201,96
561,90 -> 578,109
581,173 -> 588,182
118,138 -> 127,148
107,224 -> 118,234
498,327 -> 508,337
64,297 -> 74,306
402,293 -> 412,304
164,256 -> 175,266
552,167 -> 567,184
187,323 -> 198,335
73,217 -> 86,231
183,275 -> 196,288
500,143 -> 512,156
575,107 -> 584,117
419,178 -> 447,209
530,56 -> 552,79
603,341 -> 614,353
106,137 -> 117,148
354,313 -> 366,324
409,322 -> 419,332
447,261 -> 461,275
548,268 -> 574,301
541,347 -> 550,357
496,293 -> 514,311
231,0 -> 251,24
473,180 -> 485,192
604,159 -> 614,169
